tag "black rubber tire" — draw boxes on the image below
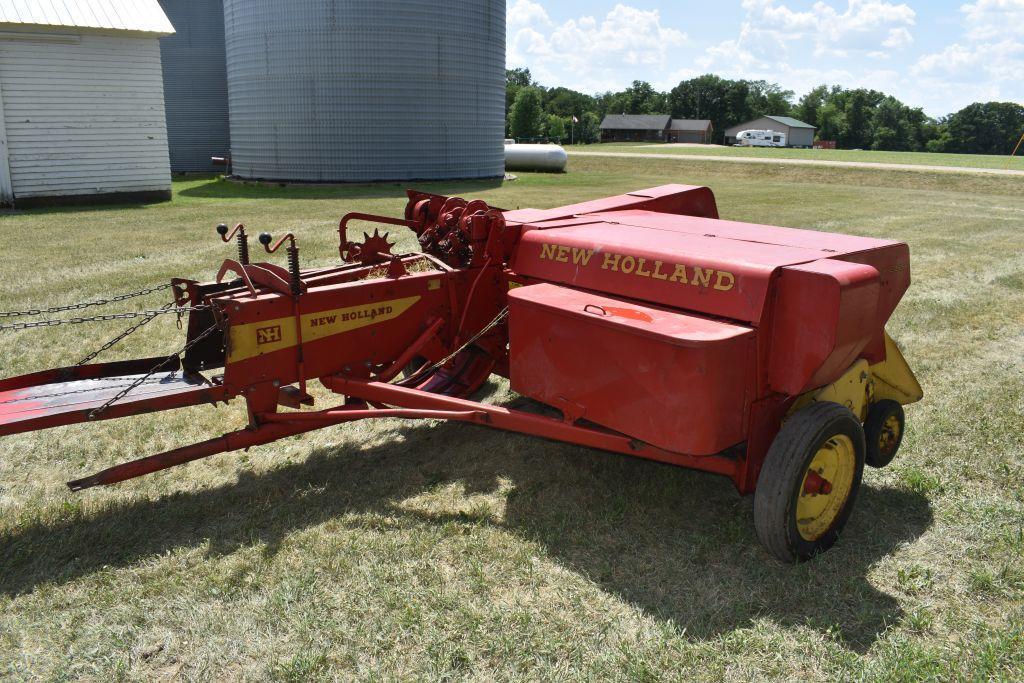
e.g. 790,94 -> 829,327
754,402 -> 866,563
864,399 -> 905,468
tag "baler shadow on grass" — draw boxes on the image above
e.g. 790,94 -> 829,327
0,402 -> 932,651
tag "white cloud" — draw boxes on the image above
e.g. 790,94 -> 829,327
508,0 -> 551,30
910,1 -> 1024,111
883,27 -> 914,49
731,0 -> 916,58
961,0 -> 1024,40
506,3 -> 688,92
698,0 -> 916,86
912,39 -> 1024,82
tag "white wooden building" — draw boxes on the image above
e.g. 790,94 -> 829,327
0,0 -> 174,207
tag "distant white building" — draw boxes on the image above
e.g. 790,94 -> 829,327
0,0 -> 175,208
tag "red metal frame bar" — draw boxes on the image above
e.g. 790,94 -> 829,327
325,378 -> 738,477
63,375 -> 738,491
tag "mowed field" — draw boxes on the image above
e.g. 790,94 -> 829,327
1,156 -> 1022,680
565,142 -> 1024,172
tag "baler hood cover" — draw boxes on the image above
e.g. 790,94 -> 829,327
511,191 -> 908,325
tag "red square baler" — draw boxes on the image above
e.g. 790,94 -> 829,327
0,185 -> 922,561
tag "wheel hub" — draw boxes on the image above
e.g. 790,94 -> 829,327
796,434 -> 856,541
878,414 -> 902,456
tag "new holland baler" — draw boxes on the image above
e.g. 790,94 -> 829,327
0,185 -> 922,562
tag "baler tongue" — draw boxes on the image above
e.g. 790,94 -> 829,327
0,357 -> 227,437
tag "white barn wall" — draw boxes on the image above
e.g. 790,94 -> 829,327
0,79 -> 11,206
0,32 -> 171,204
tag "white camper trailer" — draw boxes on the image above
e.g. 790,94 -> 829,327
734,130 -> 787,147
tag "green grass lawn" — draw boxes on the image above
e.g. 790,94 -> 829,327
1,158 -> 1022,680
565,142 -> 1024,171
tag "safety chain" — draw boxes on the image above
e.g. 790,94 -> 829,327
0,284 -> 170,318
75,301 -> 176,366
402,307 -> 508,384
87,322 -> 222,420
0,305 -> 209,332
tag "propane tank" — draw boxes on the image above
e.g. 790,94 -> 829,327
504,142 -> 568,172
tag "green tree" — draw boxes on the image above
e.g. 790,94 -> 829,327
816,101 -> 847,142
545,114 -> 567,143
602,80 -> 666,116
509,87 -> 545,140
576,112 -> 600,144
544,87 -> 596,119
746,80 -> 795,118
943,102 -> 1024,154
505,68 -> 539,129
669,75 -> 759,144
794,85 -> 829,131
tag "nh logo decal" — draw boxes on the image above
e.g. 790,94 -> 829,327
256,325 -> 282,345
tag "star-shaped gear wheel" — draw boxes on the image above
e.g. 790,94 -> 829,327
356,228 -> 395,264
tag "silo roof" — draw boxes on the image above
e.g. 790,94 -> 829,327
0,0 -> 174,36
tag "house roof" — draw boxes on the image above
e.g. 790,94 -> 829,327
764,115 -> 816,130
600,115 -> 672,130
670,119 -> 712,131
0,0 -> 174,36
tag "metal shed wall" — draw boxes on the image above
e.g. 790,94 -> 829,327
223,0 -> 506,182
159,0 -> 229,172
0,32 -> 172,203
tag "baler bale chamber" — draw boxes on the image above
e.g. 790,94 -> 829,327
0,184 -> 922,562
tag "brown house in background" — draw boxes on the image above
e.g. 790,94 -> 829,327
599,115 -> 713,143
669,118 -> 713,143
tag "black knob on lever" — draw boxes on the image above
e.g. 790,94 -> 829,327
258,232 -> 301,296
217,223 -> 250,265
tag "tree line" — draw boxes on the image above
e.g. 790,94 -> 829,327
506,68 -> 1024,155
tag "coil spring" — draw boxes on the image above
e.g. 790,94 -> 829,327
237,232 -> 250,265
287,246 -> 301,296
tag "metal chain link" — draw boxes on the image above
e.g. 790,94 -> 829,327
0,305 -> 208,332
0,283 -> 170,318
87,322 -> 222,420
75,301 -> 176,366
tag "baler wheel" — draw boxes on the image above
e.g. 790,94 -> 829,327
754,402 -> 866,563
864,400 -> 905,468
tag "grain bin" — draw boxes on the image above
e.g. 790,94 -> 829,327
158,0 -> 230,172
223,0 -> 505,182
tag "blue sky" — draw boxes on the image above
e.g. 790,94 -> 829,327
506,0 -> 1024,116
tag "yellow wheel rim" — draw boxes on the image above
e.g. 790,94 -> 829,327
878,414 -> 902,457
796,434 -> 856,541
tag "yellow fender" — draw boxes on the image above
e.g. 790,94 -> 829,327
869,332 -> 924,406
790,331 -> 923,421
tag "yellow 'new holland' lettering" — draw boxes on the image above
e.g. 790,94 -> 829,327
571,248 -> 594,266
536,242 -> 736,294
602,252 -> 621,271
691,267 -> 714,288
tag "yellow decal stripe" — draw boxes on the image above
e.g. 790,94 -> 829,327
227,295 -> 421,363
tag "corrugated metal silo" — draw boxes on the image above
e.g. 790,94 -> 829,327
223,0 -> 506,182
158,0 -> 230,172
